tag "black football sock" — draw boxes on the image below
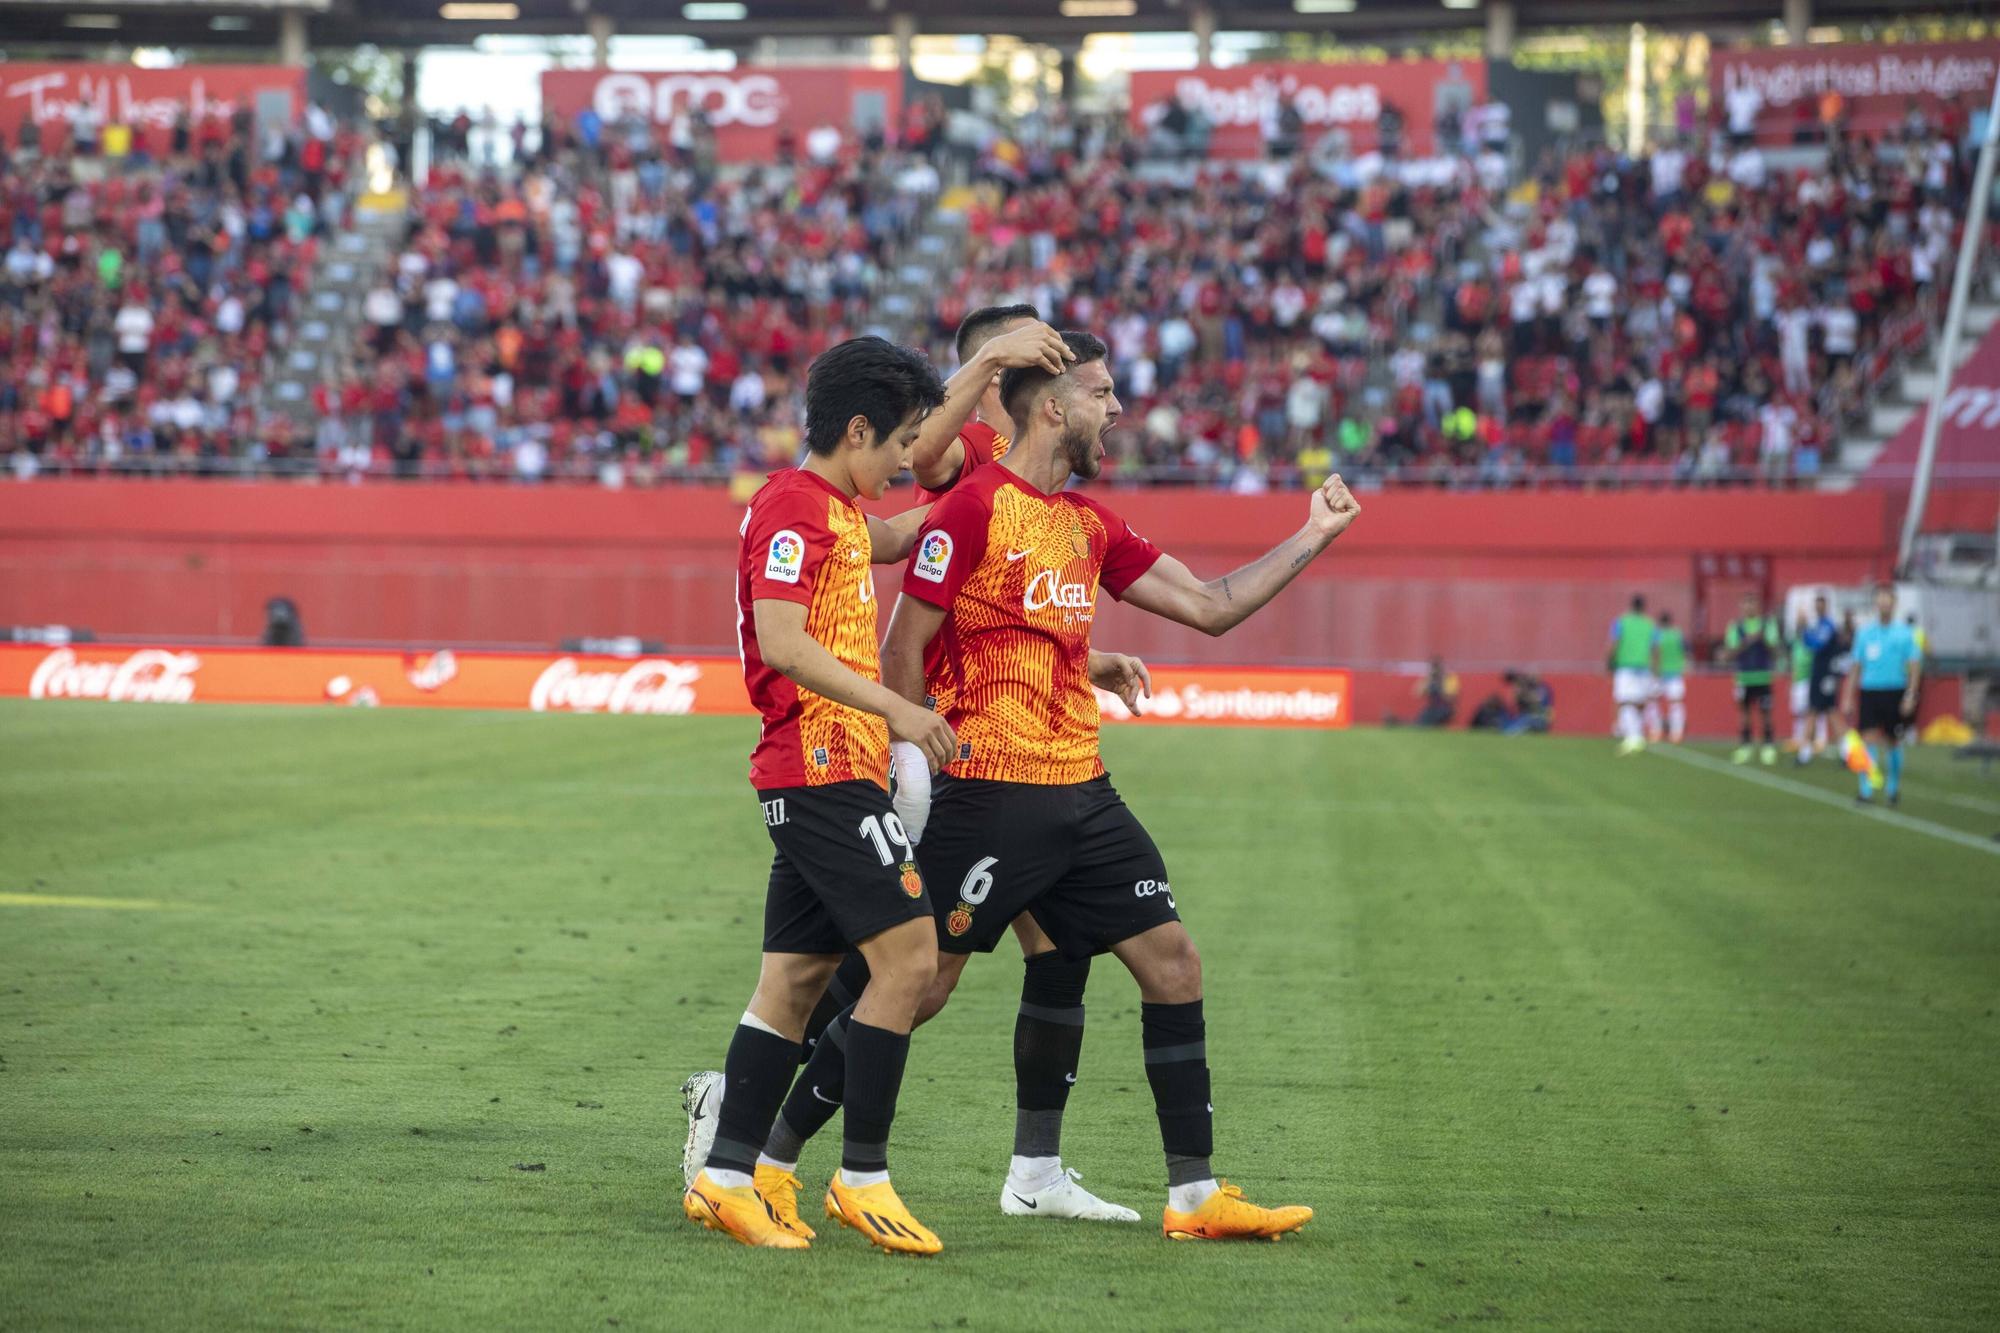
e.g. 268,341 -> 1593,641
840,1018 -> 911,1177
800,953 -> 869,1061
707,1019 -> 801,1178
1141,999 -> 1214,1187
764,1009 -> 851,1166
1013,951 -> 1090,1162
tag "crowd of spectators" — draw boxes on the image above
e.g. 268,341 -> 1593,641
940,92 -> 1982,489
0,102 -> 368,476
0,73 -> 1986,490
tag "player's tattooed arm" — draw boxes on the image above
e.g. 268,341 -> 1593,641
753,598 -> 955,770
867,505 -> 934,565
1120,473 -> 1361,637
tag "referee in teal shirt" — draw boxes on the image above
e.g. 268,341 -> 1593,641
1843,583 -> 1923,805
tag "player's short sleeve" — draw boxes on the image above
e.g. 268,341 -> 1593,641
742,485 -> 833,608
902,485 -> 991,609
1095,503 -> 1164,600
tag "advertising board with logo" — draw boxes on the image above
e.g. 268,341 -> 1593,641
539,67 -> 902,162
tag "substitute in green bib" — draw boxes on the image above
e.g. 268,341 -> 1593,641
1647,611 -> 1688,744
1724,593 -> 1782,765
1607,594 -> 1656,755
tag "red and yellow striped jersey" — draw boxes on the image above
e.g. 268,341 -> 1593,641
737,469 -> 888,791
903,465 -> 1161,785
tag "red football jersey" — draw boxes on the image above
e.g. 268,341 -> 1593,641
737,469 -> 888,791
914,419 -> 1011,504
903,466 -> 1161,785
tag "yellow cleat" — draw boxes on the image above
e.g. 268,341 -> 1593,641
1162,1182 -> 1314,1242
755,1163 -> 816,1240
683,1170 -> 810,1249
824,1175 -> 943,1256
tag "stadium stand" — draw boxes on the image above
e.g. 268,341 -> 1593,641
0,87 -> 1985,490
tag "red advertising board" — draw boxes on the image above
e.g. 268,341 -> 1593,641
0,63 -> 304,139
1711,40 -> 2000,144
0,641 -> 1351,730
1866,315 -> 2000,486
1129,60 -> 1487,159
539,67 -> 902,162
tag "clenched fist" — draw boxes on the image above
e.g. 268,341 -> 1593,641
1308,473 -> 1361,541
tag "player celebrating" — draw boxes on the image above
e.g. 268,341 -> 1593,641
1844,583 -> 1922,806
911,303 -> 1044,500
1608,593 -> 1656,755
683,336 -> 956,1256
1724,594 -> 1782,765
893,330 -> 1353,1239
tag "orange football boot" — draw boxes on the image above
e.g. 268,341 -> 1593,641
824,1175 -> 942,1256
683,1170 -> 809,1249
754,1163 -> 816,1240
1162,1182 -> 1313,1241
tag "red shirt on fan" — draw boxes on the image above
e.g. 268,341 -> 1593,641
737,469 -> 888,792
914,419 -> 1011,503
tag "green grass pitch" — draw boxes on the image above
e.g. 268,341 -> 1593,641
3,700 -> 1997,1331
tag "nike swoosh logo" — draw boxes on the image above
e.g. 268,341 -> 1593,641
1064,1072 -> 1077,1084
811,1084 -> 838,1105
1005,548 -> 1034,561
1010,1192 -> 1039,1210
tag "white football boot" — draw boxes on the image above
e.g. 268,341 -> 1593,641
680,1070 -> 724,1188
1001,1165 -> 1141,1222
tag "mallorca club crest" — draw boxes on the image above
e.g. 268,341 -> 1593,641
899,862 -> 923,899
946,900 -> 975,936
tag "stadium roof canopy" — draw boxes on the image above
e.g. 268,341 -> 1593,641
0,0 -> 1985,54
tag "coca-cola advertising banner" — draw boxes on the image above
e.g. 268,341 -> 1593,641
0,63 -> 305,139
539,67 -> 902,162
1711,41 -> 2000,143
1,643 -> 1350,729
1129,60 -> 1487,159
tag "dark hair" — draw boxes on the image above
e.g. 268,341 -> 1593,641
1631,594 -> 1646,612
1659,610 -> 1674,626
803,336 -> 946,456
999,330 -> 1109,433
955,303 -> 1041,363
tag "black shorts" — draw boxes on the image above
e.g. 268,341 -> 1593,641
1808,669 -> 1841,712
917,774 -> 1176,960
1857,688 -> 1910,739
758,781 -> 933,956
1735,681 -> 1773,707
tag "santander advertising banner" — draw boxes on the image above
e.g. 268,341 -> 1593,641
1,643 -> 1351,730
540,67 -> 902,162
0,63 -> 304,139
1130,60 -> 1486,159
1711,40 -> 2000,143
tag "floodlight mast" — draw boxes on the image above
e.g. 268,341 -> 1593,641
1897,68 -> 2000,577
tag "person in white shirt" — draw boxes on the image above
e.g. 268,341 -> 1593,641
606,250 -> 644,314
1775,306 -> 1812,395
1758,401 -> 1798,480
729,367 -> 766,417
1819,304 -> 1858,367
668,340 -> 708,403
1650,145 -> 1687,202
425,274 -> 459,325
1724,84 -> 1762,143
1727,145 -> 1768,191
1583,267 -> 1617,328
114,301 -> 154,374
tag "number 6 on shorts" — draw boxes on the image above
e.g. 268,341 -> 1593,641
958,856 -> 997,905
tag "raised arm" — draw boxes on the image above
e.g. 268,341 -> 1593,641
753,598 -> 954,770
1119,473 -> 1361,637
910,323 -> 1074,489
866,504 -> 933,565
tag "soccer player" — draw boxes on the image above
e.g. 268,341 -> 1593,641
1724,594 -> 1781,765
910,303 -> 1045,500
891,331 -> 1351,1239
1608,594 -> 1656,755
1793,595 -> 1839,764
683,336 -> 958,1255
1844,583 -> 1922,806
1649,611 -> 1689,744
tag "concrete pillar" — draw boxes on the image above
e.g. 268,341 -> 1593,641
277,10 -> 308,68
1055,43 -> 1081,103
1783,0 -> 1811,45
1191,3 -> 1215,69
891,12 -> 917,73
1485,0 -> 1516,62
587,12 -> 614,68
